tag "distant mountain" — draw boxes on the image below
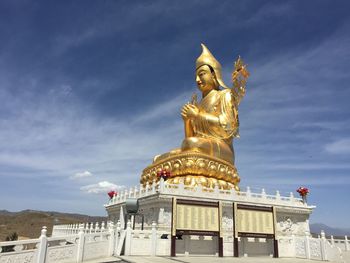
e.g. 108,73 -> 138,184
310,223 -> 350,237
0,210 -> 17,216
0,209 -> 107,241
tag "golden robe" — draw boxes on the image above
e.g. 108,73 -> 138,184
181,88 -> 239,164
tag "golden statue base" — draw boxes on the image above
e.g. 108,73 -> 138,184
140,151 -> 240,191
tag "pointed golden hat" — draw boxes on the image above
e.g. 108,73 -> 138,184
196,44 -> 229,89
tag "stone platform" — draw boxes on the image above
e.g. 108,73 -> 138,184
105,178 -> 320,259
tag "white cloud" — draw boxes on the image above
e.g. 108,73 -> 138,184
70,171 -> 93,179
325,139 -> 350,154
80,181 -> 124,194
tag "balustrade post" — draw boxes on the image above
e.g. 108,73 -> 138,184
145,183 -> 149,195
305,231 -> 311,259
197,182 -> 203,193
214,183 -> 220,195
178,180 -> 184,192
289,192 -> 294,203
139,184 -> 144,197
151,221 -> 157,256
36,226 -> 48,263
246,186 -> 251,198
76,224 -> 85,263
231,187 -> 236,199
159,177 -> 165,193
345,236 -> 349,251
125,220 -> 132,256
95,222 -> 99,233
320,230 -> 327,260
89,222 -> 93,234
52,225 -> 56,236
119,206 -> 125,229
108,221 -> 115,256
100,221 -> 105,241
115,220 -> 121,254
331,235 -> 335,246
152,179 -> 156,194
275,190 -> 281,201
134,186 -> 138,198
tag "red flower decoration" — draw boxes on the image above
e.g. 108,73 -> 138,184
108,190 -> 117,199
157,169 -> 171,180
296,187 -> 309,197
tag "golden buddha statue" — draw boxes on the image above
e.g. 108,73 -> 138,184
140,44 -> 249,191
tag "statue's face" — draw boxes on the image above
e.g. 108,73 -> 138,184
196,65 -> 218,93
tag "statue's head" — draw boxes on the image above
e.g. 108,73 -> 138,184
196,44 -> 229,90
195,64 -> 219,93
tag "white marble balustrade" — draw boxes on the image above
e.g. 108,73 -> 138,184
52,221 -> 108,237
105,177 -> 308,208
326,234 -> 349,252
0,223 -> 115,263
1,222 -> 347,261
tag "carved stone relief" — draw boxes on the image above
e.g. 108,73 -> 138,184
276,212 -> 309,236
295,239 -> 306,257
0,252 -> 34,263
309,239 -> 321,258
222,206 -> 233,231
47,247 -> 75,262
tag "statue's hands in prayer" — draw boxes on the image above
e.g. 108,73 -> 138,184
181,103 -> 199,120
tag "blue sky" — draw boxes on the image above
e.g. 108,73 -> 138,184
0,1 -> 349,228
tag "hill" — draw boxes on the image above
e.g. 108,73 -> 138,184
0,210 -> 107,241
310,223 -> 350,237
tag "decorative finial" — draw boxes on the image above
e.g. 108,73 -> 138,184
41,226 -> 47,237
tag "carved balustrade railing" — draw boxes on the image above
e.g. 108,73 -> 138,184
1,222 -> 346,261
0,224 -> 115,263
326,234 -> 349,252
52,221 -> 109,237
105,177 -> 307,208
